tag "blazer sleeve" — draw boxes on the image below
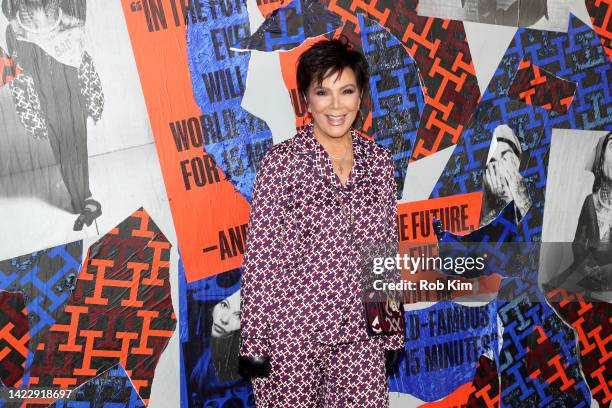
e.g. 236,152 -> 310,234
379,149 -> 406,351
239,148 -> 285,357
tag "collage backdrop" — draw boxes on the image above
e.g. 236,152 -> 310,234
0,0 -> 610,407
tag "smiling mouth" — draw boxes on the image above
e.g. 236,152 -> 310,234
326,114 -> 346,125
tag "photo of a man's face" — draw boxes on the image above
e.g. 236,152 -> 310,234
480,124 -> 532,226
484,124 -> 521,202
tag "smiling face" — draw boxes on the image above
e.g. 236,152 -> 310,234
306,67 -> 362,141
211,290 -> 240,338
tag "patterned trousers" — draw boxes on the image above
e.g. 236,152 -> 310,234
252,337 -> 388,407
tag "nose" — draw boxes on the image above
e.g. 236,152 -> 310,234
219,312 -> 230,324
331,93 -> 341,109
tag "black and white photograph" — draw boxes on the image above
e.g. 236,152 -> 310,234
0,1 -> 172,261
0,4 -> 180,406
416,0 -> 571,32
183,287 -> 255,407
541,129 -> 612,301
2,0 -> 104,231
479,123 -> 532,227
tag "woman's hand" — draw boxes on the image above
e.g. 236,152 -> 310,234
385,349 -> 402,376
238,355 -> 270,379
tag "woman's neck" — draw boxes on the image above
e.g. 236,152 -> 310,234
312,125 -> 352,157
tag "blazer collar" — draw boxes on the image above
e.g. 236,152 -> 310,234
290,122 -> 370,189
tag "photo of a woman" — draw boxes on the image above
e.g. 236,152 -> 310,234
543,130 -> 612,298
186,289 -> 254,408
211,289 -> 240,338
238,37 -> 405,407
1,0 -> 104,231
564,131 -> 612,293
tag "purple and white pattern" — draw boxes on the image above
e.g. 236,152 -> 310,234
240,122 -> 404,404
251,337 -> 389,407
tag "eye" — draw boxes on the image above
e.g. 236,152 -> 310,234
316,90 -> 327,96
343,89 -> 355,94
220,300 -> 228,309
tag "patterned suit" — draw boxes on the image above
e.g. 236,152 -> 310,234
240,123 -> 405,407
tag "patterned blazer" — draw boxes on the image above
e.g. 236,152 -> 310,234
239,123 -> 405,358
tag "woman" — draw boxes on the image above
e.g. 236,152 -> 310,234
211,289 -> 241,338
188,290 -> 251,407
238,37 -> 405,407
567,131 -> 612,292
2,0 -> 104,231
545,131 -> 612,295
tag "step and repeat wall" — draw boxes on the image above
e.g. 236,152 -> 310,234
0,0 -> 610,406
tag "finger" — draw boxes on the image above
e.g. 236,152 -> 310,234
500,160 -> 517,185
501,157 -> 518,178
492,165 -> 503,192
496,160 -> 508,177
487,167 -> 497,193
499,162 -> 513,186
485,167 -> 493,188
485,167 -> 495,192
488,163 -> 497,184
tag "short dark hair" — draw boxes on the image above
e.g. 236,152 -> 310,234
296,36 -> 369,101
